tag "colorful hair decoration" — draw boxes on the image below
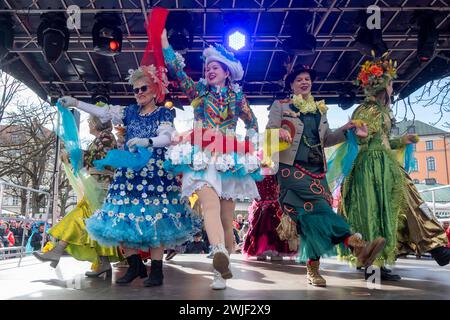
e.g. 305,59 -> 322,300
355,51 -> 398,100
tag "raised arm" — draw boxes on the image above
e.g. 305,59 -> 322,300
161,29 -> 202,102
58,96 -> 126,126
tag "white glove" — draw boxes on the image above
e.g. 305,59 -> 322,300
127,137 -> 151,151
58,96 -> 78,108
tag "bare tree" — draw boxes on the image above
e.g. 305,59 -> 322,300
393,76 -> 450,128
0,99 -> 74,216
0,70 -> 27,124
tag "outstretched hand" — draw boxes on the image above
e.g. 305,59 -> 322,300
343,120 -> 368,138
58,96 -> 78,108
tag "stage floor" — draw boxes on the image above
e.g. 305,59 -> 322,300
1,254 -> 449,300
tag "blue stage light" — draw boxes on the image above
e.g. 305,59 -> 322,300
227,29 -> 247,51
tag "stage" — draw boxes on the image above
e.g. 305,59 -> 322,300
0,254 -> 449,300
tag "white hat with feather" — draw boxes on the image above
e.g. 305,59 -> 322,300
203,44 -> 244,82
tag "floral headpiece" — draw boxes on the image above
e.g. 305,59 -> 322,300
355,51 -> 398,100
127,65 -> 169,103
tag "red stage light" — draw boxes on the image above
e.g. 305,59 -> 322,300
109,40 -> 120,51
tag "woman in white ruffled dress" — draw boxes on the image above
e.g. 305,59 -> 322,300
162,29 -> 260,290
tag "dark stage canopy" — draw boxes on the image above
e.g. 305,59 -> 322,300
0,0 -> 449,106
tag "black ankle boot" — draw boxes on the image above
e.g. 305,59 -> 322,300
380,266 -> 392,273
379,266 -> 401,281
116,254 -> 148,284
364,266 -> 401,281
430,246 -> 450,266
144,260 -> 164,287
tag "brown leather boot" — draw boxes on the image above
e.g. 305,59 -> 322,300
306,260 -> 327,287
347,234 -> 386,268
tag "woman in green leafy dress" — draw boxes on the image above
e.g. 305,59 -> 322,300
340,54 -> 450,281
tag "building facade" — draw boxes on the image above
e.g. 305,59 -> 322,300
394,120 -> 450,185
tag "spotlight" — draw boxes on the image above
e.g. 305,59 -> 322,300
282,12 -> 316,56
413,10 -> 439,62
166,11 -> 193,54
92,13 -> 122,57
0,14 -> 14,60
354,28 -> 388,57
226,29 -> 247,51
37,12 -> 70,63
91,85 -> 110,105
223,13 -> 250,52
338,89 -> 357,110
353,11 -> 388,57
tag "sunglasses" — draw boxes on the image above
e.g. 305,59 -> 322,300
133,85 -> 148,94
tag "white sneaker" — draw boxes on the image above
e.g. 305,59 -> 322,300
211,271 -> 227,290
211,244 -> 232,279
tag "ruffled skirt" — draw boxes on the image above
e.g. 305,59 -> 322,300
85,148 -> 196,250
242,198 -> 296,257
165,131 -> 261,200
49,197 -> 122,264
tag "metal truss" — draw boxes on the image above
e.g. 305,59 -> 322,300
0,0 -> 448,104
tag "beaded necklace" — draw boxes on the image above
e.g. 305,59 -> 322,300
302,135 -> 321,148
212,86 -> 231,107
294,163 -> 326,179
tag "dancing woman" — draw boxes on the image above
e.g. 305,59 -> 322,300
242,175 -> 297,261
340,55 -> 450,281
267,65 -> 386,287
162,29 -> 260,290
34,113 -> 122,275
57,62 -> 194,287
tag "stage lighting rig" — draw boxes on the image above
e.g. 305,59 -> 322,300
166,11 -> 193,54
37,12 -> 70,63
353,11 -> 388,57
0,14 -> 14,60
91,85 -> 110,105
282,12 -> 317,56
223,13 -> 250,52
354,28 -> 388,57
226,29 -> 247,51
413,10 -> 439,62
92,13 -> 123,57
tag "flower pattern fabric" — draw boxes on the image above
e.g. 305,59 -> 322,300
85,105 -> 195,249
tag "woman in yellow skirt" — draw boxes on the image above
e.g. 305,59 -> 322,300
34,114 -> 122,277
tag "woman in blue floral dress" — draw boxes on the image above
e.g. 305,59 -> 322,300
58,64 -> 195,287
